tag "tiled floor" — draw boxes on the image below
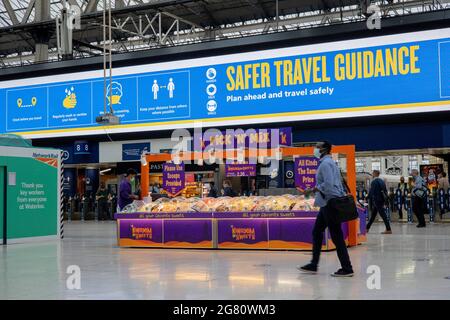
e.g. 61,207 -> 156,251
1,221 -> 450,299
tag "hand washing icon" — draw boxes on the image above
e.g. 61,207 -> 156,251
63,86 -> 77,109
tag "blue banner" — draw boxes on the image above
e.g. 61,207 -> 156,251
60,142 -> 99,164
122,142 -> 150,161
62,168 -> 77,197
1,32 -> 449,136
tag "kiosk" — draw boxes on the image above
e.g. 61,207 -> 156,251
116,145 -> 366,250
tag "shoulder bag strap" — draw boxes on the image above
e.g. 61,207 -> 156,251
339,170 -> 351,194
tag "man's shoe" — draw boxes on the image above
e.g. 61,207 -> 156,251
297,263 -> 318,273
331,268 -> 354,277
381,230 -> 392,234
416,224 -> 426,228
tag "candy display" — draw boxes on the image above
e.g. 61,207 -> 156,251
121,195 -> 320,213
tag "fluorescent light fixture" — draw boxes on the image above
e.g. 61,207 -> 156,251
100,168 -> 111,175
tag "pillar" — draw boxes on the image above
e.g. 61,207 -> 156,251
34,0 -> 50,62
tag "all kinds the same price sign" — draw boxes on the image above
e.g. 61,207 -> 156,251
294,157 -> 319,192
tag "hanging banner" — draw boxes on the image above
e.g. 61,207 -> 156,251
295,157 -> 319,191
162,162 -> 185,197
198,127 -> 292,150
2,30 -> 450,139
225,164 -> 257,177
122,142 -> 150,161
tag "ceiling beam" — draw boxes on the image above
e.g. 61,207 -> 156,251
1,0 -> 19,25
85,0 -> 100,13
21,0 -> 36,24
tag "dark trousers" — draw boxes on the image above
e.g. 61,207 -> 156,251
412,197 -> 426,226
98,201 -> 109,220
367,203 -> 391,231
311,205 -> 353,272
398,207 -> 403,219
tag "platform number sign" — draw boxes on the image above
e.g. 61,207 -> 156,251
74,141 -> 90,155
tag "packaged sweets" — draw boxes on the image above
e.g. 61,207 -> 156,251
135,194 -> 320,213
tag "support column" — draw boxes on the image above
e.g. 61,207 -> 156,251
34,0 -> 50,62
402,155 -> 410,177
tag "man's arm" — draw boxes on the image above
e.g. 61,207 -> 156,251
315,162 -> 334,195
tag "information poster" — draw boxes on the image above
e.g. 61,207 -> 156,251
137,71 -> 190,121
295,157 -> 319,191
225,164 -> 257,177
162,162 -> 185,197
92,77 -> 138,123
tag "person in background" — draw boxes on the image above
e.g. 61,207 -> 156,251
411,169 -> 427,228
118,169 -> 139,211
366,170 -> 392,234
96,182 -> 109,220
438,172 -> 449,191
222,180 -> 236,197
249,179 -> 257,196
437,172 -> 449,218
298,141 -> 354,277
208,182 -> 218,198
151,183 -> 160,194
397,176 -> 408,219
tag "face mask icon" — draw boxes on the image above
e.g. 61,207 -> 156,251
107,82 -> 123,105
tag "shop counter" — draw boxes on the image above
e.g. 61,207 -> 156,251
116,208 -> 367,251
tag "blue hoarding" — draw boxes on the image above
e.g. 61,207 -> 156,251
60,142 -> 99,164
122,142 -> 151,161
1,31 -> 449,137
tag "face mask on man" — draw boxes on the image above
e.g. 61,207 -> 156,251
313,148 -> 322,159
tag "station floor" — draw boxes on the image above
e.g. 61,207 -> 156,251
1,221 -> 450,300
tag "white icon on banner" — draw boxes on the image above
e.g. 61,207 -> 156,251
167,78 -> 175,98
206,68 -> 217,80
207,100 -> 217,112
152,80 -> 159,100
107,81 -> 123,105
61,150 -> 70,161
206,84 -> 217,96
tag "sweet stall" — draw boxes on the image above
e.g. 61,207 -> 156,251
115,145 -> 367,250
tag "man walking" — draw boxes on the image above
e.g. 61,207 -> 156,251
411,169 -> 427,228
298,141 -> 354,277
366,170 -> 392,234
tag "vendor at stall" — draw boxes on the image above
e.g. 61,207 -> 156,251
118,169 -> 139,211
222,180 -> 237,197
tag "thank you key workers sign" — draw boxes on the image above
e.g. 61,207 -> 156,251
162,162 -> 185,197
295,157 -> 318,191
